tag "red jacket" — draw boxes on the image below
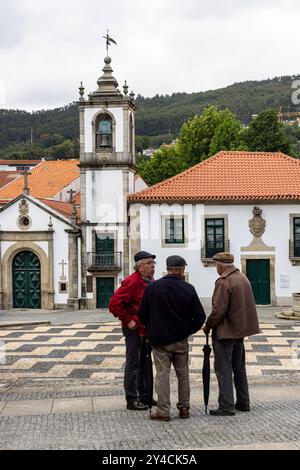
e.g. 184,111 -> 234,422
109,271 -> 149,336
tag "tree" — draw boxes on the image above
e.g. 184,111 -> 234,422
280,122 -> 300,157
137,144 -> 184,186
209,110 -> 247,155
177,106 -> 246,167
242,109 -> 292,154
135,135 -> 150,153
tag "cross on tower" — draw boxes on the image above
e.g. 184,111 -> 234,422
22,170 -> 32,195
67,189 -> 76,203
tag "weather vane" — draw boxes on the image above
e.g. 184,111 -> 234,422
103,29 -> 117,56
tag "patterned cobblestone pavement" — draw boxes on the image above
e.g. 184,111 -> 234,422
0,322 -> 300,382
0,397 -> 300,450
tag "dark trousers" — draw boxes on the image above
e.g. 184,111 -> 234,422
123,328 -> 147,403
212,338 -> 250,412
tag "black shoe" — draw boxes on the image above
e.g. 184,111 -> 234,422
126,400 -> 149,410
140,399 -> 158,407
235,403 -> 250,412
209,408 -> 235,416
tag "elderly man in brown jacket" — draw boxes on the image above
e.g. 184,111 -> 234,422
203,252 -> 260,416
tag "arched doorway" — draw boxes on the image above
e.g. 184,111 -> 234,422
13,251 -> 41,308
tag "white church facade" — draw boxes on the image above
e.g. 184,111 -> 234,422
0,50 -> 300,311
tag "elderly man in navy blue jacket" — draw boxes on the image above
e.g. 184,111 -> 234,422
139,255 -> 206,421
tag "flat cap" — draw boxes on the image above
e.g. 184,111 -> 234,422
134,251 -> 156,262
166,255 -> 187,267
212,251 -> 234,263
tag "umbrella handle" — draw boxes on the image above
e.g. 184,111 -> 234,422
205,332 -> 209,346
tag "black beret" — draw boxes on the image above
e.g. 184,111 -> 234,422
134,251 -> 156,262
166,255 -> 187,267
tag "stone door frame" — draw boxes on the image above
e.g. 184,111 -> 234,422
1,241 -> 54,310
241,254 -> 276,306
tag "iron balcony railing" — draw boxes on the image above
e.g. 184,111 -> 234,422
201,239 -> 230,260
87,252 -> 122,272
289,240 -> 300,259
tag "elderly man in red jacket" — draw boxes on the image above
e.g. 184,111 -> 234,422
109,251 -> 156,410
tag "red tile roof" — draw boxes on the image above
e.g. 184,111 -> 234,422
0,160 -> 79,200
0,171 -> 22,188
38,199 -> 80,221
128,151 -> 300,202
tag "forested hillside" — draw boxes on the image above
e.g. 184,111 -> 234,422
0,75 -> 300,159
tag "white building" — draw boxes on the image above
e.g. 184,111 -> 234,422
128,151 -> 300,309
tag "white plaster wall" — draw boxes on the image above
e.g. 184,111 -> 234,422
128,172 -> 135,194
53,178 -> 80,202
0,199 -> 57,231
50,215 -> 70,305
85,170 -> 124,223
84,107 -> 124,153
0,241 -> 14,260
134,176 -> 147,192
138,202 -> 300,304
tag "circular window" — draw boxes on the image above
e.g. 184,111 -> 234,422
17,215 -> 32,230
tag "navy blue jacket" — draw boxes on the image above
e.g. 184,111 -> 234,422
138,274 -> 206,346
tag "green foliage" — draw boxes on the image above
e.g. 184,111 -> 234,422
209,110 -> 247,155
177,106 -> 246,167
0,139 -> 79,161
135,135 -> 150,153
242,109 -> 292,154
282,123 -> 300,157
137,144 -> 184,186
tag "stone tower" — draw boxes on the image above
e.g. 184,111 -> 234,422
79,52 -> 136,308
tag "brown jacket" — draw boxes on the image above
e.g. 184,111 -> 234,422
206,267 -> 260,340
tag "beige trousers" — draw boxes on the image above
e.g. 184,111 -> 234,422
152,338 -> 190,416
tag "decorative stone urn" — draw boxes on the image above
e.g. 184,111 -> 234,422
278,292 -> 300,319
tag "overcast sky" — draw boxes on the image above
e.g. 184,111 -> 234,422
0,0 -> 299,111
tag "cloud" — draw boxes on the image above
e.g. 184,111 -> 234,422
0,0 -> 299,110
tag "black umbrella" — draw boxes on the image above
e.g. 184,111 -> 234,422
202,332 -> 212,414
141,337 -> 154,408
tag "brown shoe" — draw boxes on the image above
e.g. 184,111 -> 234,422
149,411 -> 171,421
179,407 -> 190,419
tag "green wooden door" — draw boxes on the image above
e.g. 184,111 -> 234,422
246,259 -> 270,305
96,234 -> 114,267
96,277 -> 114,308
13,251 -> 41,309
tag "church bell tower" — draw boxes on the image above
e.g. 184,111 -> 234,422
79,36 -> 136,309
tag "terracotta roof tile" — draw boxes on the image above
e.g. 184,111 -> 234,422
128,151 -> 300,202
0,171 -> 22,188
38,199 -> 80,221
0,160 -> 79,200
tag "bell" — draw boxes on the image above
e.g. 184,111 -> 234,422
98,134 -> 111,147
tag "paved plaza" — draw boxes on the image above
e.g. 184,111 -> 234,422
1,322 -> 300,382
0,307 -> 299,450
